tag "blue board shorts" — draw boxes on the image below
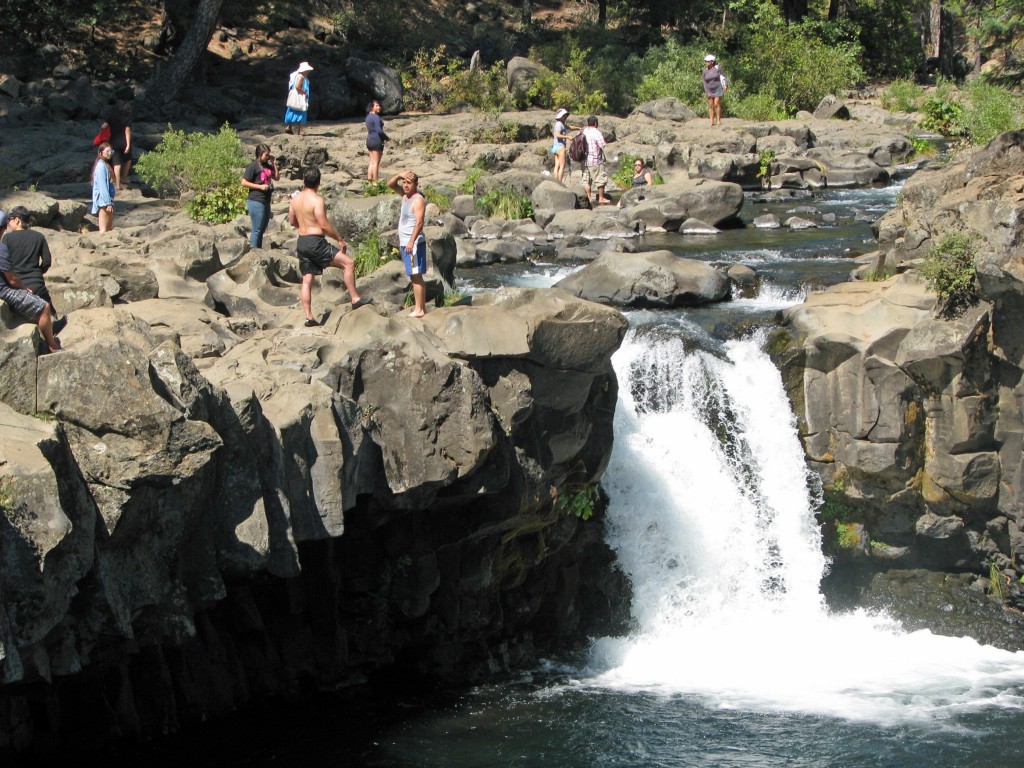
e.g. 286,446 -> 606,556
402,240 -> 427,276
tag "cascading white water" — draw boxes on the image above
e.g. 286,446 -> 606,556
590,330 -> 1024,723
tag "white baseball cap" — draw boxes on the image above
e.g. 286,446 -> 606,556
704,54 -> 717,62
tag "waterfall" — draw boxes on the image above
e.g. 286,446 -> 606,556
589,329 -> 1024,723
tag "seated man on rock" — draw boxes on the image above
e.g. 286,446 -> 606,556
0,210 -> 61,353
3,205 -> 67,334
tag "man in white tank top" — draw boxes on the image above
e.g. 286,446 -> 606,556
387,169 -> 427,318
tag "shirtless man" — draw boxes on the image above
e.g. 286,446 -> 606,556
288,167 -> 371,326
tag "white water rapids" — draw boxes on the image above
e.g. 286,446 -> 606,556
589,331 -> 1024,724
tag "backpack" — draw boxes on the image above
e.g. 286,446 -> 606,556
568,131 -> 588,163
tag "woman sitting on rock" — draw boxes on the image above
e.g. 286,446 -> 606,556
91,141 -> 116,232
631,159 -> 654,187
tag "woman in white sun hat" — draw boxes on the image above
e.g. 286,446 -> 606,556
285,61 -> 314,135
702,54 -> 728,127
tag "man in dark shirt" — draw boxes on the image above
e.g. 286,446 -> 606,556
3,206 -> 65,333
0,209 -> 61,353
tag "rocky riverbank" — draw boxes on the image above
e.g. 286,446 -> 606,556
772,131 -> 1024,637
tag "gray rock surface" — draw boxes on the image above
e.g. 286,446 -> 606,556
556,249 -> 731,308
774,133 -> 1024,584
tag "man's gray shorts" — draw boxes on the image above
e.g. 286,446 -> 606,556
0,285 -> 47,321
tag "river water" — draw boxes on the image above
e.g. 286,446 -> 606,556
128,184 -> 1024,767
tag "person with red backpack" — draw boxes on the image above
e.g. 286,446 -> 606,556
580,116 -> 612,205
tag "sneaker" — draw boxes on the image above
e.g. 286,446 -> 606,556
352,297 -> 375,310
304,318 -> 319,327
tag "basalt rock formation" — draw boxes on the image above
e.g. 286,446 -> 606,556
771,132 -> 1024,622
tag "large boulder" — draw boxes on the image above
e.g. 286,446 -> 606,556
506,57 -> 546,99
346,57 -> 403,114
555,249 -> 731,308
620,178 -> 743,228
813,94 -> 851,120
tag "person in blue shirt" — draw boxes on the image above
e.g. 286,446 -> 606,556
365,100 -> 389,181
91,142 -> 116,231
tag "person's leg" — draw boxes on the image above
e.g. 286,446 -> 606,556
708,97 -> 715,126
554,148 -> 565,182
301,273 -> 316,321
113,160 -> 122,190
330,250 -> 362,304
37,305 -> 60,352
122,158 -> 132,188
367,149 -> 382,180
247,199 -> 266,248
98,206 -> 113,232
584,167 -> 593,203
409,274 -> 426,318
596,165 -> 612,204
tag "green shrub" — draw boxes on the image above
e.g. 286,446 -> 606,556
919,94 -> 967,136
960,81 -> 1024,145
469,120 -> 520,144
136,123 -> 246,195
528,33 -> 640,114
734,92 -> 790,121
920,232 -> 980,317
556,483 -> 600,521
353,231 -> 397,278
440,290 -> 470,307
476,186 -> 533,220
736,33 -> 862,113
448,63 -> 516,112
186,185 -> 248,223
421,186 -> 452,211
424,130 -> 453,155
757,149 -> 777,182
362,179 -> 391,196
881,78 -> 924,113
636,38 -> 709,113
909,137 -> 938,157
458,164 -> 487,194
401,47 -> 514,113
401,45 -> 461,112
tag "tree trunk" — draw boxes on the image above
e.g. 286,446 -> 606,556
929,0 -> 942,59
598,0 -> 607,26
782,0 -> 809,22
140,0 -> 224,110
827,0 -> 842,21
